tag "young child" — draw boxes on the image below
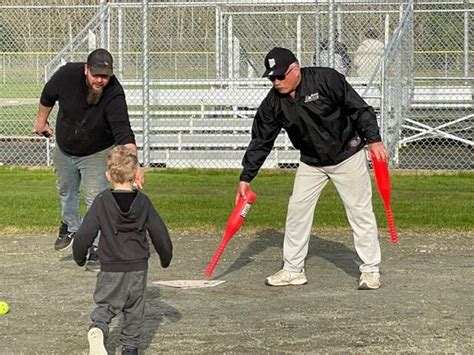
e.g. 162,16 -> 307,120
73,145 -> 173,355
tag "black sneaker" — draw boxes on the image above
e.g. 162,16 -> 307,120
54,222 -> 75,251
85,247 -> 101,272
122,347 -> 138,355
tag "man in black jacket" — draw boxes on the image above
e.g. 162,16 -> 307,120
236,47 -> 388,290
73,145 -> 172,355
33,48 -> 143,271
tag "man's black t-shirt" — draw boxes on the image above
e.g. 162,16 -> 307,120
40,63 -> 135,156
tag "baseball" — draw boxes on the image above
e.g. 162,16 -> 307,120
0,301 -> 9,315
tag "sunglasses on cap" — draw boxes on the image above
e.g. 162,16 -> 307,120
268,66 -> 295,82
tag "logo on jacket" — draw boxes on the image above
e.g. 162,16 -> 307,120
304,92 -> 319,103
348,135 -> 362,148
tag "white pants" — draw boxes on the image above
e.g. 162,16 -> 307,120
283,149 -> 381,273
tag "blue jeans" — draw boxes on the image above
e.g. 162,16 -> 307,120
53,146 -> 110,247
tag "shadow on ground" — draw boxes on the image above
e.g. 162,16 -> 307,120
215,229 -> 360,280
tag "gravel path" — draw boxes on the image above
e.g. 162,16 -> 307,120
1,230 -> 473,354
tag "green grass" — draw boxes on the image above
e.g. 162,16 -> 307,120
0,104 -> 39,135
0,167 -> 472,235
0,83 -> 43,98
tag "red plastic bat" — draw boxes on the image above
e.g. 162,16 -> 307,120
370,152 -> 399,244
205,190 -> 257,277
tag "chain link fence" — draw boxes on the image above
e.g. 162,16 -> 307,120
0,0 -> 472,169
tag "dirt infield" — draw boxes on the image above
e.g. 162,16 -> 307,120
1,230 -> 473,354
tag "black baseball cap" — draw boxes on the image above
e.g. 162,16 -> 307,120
262,47 -> 297,78
87,48 -> 113,76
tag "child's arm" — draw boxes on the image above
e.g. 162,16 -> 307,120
146,205 -> 173,268
72,200 -> 101,267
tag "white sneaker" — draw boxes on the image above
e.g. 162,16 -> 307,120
358,272 -> 381,290
265,269 -> 307,287
88,327 -> 108,355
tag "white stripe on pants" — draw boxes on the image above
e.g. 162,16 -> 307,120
283,149 -> 381,273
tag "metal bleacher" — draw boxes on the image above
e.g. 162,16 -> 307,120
123,77 -> 472,168
401,82 -> 473,148
125,80 -> 294,168
124,79 -> 386,168
39,79 -> 471,169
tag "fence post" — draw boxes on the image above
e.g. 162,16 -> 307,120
233,35 -> 240,79
100,0 -> 107,48
329,0 -> 335,68
313,0 -> 321,67
142,0 -> 150,167
228,15 -> 233,79
464,0 -> 469,81
215,5 -> 223,80
297,15 -> 302,62
2,53 -> 6,84
118,5 -> 123,80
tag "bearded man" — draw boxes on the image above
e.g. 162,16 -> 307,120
34,48 -> 143,271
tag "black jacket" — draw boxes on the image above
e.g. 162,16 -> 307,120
73,189 -> 173,272
40,62 -> 135,156
240,67 -> 381,182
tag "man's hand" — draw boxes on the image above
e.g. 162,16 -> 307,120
33,119 -> 53,138
124,143 -> 144,189
133,166 -> 144,190
34,104 -> 54,137
235,181 -> 250,206
368,141 -> 388,162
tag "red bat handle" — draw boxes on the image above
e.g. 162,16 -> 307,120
385,207 -> 398,244
204,190 -> 257,277
204,235 -> 229,277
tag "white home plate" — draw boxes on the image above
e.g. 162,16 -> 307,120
152,280 -> 226,289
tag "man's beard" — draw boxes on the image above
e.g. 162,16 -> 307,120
86,87 -> 103,105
